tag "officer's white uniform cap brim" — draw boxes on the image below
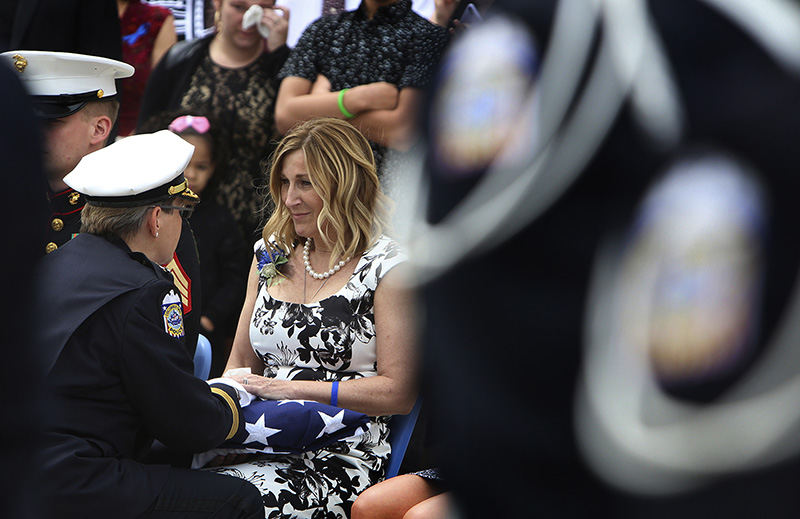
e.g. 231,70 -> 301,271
64,130 -> 199,207
0,50 -> 134,97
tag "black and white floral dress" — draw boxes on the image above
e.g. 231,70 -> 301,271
213,235 -> 405,518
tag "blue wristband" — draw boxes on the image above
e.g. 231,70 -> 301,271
331,380 -> 339,407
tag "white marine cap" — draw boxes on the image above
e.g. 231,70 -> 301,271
0,50 -> 134,118
64,131 -> 200,207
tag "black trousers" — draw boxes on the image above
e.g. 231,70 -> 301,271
142,468 -> 264,518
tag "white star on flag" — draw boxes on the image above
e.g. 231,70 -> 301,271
245,413 -> 281,446
276,400 -> 311,406
316,409 -> 347,439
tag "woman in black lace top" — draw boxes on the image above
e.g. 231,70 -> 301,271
139,0 -> 290,241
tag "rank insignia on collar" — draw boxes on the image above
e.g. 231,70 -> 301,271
162,290 -> 185,338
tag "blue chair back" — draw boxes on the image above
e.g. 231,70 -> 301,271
193,334 -> 212,380
385,398 -> 422,479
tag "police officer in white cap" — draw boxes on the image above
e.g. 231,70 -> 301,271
0,50 -> 132,254
34,131 -> 264,519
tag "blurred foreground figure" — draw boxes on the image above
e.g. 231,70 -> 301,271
411,0 -> 800,517
0,56 -> 47,519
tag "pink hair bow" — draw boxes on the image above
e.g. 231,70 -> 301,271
168,115 -> 210,134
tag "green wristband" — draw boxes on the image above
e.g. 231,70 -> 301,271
337,88 -> 355,119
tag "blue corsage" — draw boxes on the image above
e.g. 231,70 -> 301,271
257,245 -> 289,287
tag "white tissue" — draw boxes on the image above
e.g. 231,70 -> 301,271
242,4 -> 270,39
207,374 -> 255,407
224,367 -> 253,378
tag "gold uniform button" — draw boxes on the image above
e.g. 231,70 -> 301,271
45,242 -> 58,254
51,218 -> 64,231
69,192 -> 81,205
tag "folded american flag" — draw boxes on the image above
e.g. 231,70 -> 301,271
235,399 -> 370,452
192,399 -> 370,467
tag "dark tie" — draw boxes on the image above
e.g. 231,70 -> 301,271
321,0 -> 345,16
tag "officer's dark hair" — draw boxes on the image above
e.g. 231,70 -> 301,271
80,196 -> 181,240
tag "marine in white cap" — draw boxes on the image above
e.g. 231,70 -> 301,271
32,130 -> 263,519
0,50 -> 133,254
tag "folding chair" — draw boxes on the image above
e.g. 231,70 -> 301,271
193,333 -> 212,380
385,398 -> 422,478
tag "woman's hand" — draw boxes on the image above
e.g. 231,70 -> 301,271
229,373 -> 293,400
264,5 -> 289,52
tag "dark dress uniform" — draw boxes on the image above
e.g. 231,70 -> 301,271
44,187 -> 205,361
35,233 -> 259,518
0,58 -> 47,519
421,1 -> 800,517
44,186 -> 83,253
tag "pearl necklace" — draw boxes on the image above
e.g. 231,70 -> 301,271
303,238 -> 350,280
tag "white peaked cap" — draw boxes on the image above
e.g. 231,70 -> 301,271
0,50 -> 133,97
64,131 -> 200,207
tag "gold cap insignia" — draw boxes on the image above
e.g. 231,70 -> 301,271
97,89 -> 104,98
182,187 -> 199,201
12,54 -> 27,73
168,180 -> 187,196
69,192 -> 81,205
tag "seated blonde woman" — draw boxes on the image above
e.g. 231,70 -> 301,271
212,117 -> 416,517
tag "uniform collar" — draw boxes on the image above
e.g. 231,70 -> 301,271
357,0 -> 411,23
101,233 -> 169,274
47,186 -> 84,216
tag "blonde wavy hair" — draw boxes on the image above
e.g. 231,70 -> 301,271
262,118 -> 391,267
